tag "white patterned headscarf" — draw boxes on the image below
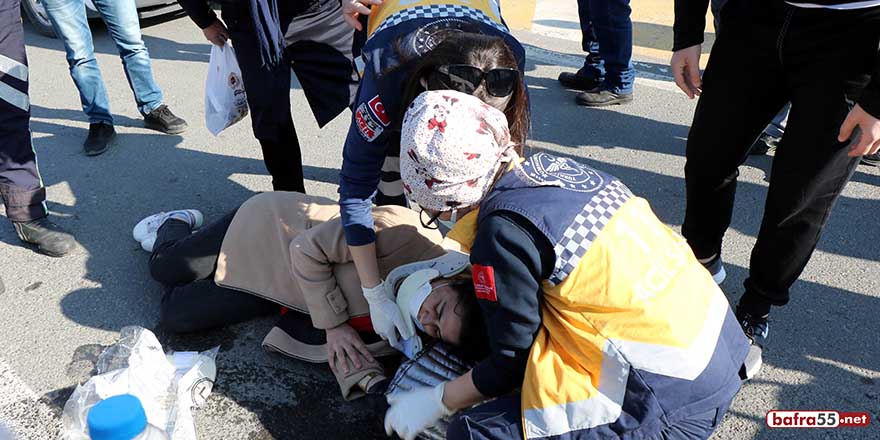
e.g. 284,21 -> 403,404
400,90 -> 518,212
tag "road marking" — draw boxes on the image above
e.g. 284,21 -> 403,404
512,0 -> 714,67
503,0 -> 537,30
523,44 -> 680,92
0,360 -> 38,407
0,359 -> 59,439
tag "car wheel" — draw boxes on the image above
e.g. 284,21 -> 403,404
21,0 -> 57,38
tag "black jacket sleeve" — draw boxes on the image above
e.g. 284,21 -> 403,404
178,0 -> 218,29
673,0 -> 711,51
468,212 -> 554,398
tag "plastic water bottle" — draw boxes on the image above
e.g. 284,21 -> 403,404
87,394 -> 168,440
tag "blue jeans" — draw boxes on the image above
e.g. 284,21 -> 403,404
42,0 -> 162,123
577,0 -> 635,94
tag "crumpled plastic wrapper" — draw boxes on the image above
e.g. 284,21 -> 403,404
61,327 -> 218,440
385,342 -> 476,440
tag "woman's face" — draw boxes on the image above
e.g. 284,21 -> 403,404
417,280 -> 465,345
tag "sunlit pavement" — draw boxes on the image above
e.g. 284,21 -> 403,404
1,4 -> 878,439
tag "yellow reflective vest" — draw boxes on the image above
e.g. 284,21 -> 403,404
448,153 -> 748,439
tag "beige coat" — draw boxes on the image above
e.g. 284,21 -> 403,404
212,192 -> 445,399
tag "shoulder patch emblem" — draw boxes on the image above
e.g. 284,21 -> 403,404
355,102 -> 384,142
523,152 -> 605,193
472,264 -> 497,302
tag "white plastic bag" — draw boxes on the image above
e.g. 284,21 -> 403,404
205,44 -> 248,136
61,327 -> 219,440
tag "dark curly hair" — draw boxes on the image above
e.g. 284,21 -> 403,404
446,273 -> 491,362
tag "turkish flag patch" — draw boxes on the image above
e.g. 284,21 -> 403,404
472,264 -> 497,302
368,95 -> 390,126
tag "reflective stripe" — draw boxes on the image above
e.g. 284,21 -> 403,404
610,288 -> 728,380
0,54 -> 28,82
0,81 -> 29,112
786,1 -> 880,10
523,344 -> 628,439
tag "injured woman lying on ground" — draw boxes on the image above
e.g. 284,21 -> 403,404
136,191 -> 488,401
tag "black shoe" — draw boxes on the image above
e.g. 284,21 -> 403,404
83,122 -> 116,156
735,308 -> 769,379
558,71 -> 601,91
860,151 -> 880,167
575,89 -> 634,107
144,104 -> 188,134
749,133 -> 779,156
13,217 -> 77,257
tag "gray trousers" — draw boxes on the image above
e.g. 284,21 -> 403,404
0,0 -> 48,222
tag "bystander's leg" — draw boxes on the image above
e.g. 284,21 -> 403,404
0,0 -> 76,256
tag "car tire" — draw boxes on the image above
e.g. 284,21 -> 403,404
21,0 -> 57,38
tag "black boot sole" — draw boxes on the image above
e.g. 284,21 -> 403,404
575,94 -> 634,107
145,120 -> 188,135
19,240 -> 72,258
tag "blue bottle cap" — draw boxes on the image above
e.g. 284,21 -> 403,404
87,394 -> 148,440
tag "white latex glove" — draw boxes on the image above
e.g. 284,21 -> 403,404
384,384 -> 452,440
362,282 -> 413,348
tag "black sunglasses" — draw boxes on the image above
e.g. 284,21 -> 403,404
429,64 -> 519,98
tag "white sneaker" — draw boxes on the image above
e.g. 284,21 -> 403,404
133,210 -> 203,249
140,235 -> 157,253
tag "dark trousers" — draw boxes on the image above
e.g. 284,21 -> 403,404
220,2 -> 305,193
682,0 -> 880,314
219,0 -> 357,193
446,395 -> 729,440
148,210 -> 279,333
0,0 -> 47,223
576,0 -> 635,93
711,0 -> 791,141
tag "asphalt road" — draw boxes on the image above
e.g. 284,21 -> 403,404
1,11 -> 879,440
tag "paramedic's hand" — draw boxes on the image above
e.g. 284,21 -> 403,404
342,0 -> 383,31
362,282 -> 413,349
671,44 -> 702,99
203,19 -> 229,46
839,104 -> 880,157
384,384 -> 452,440
326,323 -> 375,375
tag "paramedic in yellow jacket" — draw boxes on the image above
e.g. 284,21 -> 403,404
381,90 -> 751,440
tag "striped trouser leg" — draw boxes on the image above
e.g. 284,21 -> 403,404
376,151 -> 407,207
0,0 -> 47,222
